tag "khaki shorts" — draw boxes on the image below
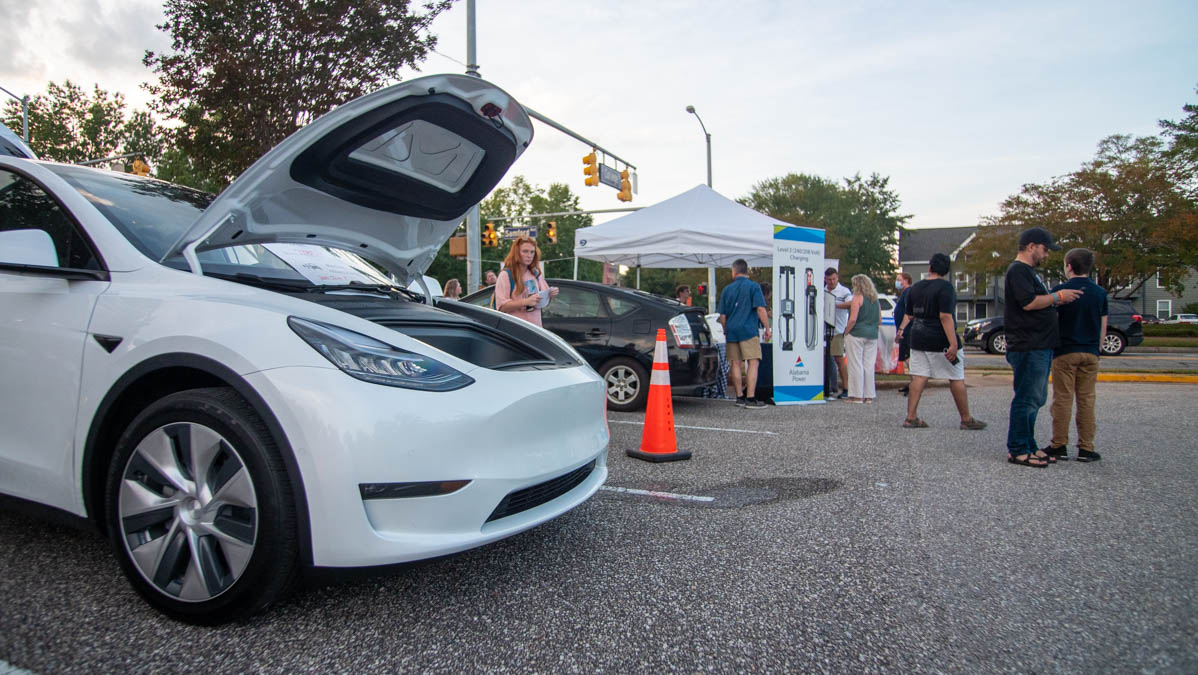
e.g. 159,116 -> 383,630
830,333 -> 846,356
909,348 -> 965,381
726,336 -> 762,362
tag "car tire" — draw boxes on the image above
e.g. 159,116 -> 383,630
104,387 -> 298,625
1101,330 -> 1127,356
600,357 -> 650,412
987,330 -> 1007,355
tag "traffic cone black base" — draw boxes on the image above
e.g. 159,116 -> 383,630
625,448 -> 692,463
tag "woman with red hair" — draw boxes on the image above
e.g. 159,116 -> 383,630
494,236 -> 558,326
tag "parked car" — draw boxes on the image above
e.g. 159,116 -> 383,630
0,74 -> 609,624
963,299 -> 1144,355
1165,313 -> 1198,324
462,280 -> 719,412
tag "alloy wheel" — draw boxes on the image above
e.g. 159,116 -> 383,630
117,422 -> 258,603
605,365 -> 641,405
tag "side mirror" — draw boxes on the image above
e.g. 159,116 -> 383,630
0,229 -> 58,267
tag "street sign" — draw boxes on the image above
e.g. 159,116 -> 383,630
501,225 -> 538,241
599,164 -> 621,190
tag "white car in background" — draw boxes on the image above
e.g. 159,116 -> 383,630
0,74 -> 608,624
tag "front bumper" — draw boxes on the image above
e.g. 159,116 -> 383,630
245,363 -> 609,567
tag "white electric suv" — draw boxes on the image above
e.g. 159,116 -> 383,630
0,75 -> 609,624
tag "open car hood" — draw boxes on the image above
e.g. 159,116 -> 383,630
161,74 -> 532,285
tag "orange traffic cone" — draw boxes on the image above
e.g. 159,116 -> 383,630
892,360 -> 905,375
627,329 -> 692,462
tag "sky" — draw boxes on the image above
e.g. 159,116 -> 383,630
2,0 -> 1196,230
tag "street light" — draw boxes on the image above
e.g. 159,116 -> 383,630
685,105 -> 711,188
0,84 -> 29,142
686,105 -> 715,312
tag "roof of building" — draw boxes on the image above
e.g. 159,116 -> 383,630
899,226 -> 976,264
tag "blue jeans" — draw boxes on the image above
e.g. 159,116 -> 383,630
1006,349 -> 1053,456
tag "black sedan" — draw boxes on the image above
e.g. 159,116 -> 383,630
461,279 -> 719,411
963,298 -> 1144,355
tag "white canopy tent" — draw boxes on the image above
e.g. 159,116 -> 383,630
572,184 -> 786,309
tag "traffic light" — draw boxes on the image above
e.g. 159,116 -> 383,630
546,220 -> 558,244
696,284 -> 707,295
616,168 -> 632,202
582,151 -> 598,187
483,222 -> 498,248
130,158 -> 150,176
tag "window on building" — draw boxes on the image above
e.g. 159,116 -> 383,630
974,303 -> 987,318
955,272 -> 970,293
1156,271 -> 1164,289
956,302 -> 969,321
1157,299 -> 1172,319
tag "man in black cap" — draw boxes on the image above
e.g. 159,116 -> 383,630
1003,227 -> 1083,468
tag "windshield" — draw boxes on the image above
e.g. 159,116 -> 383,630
47,164 -> 395,286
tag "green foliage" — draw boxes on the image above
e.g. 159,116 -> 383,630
961,133 -> 1198,297
740,172 -> 910,287
1183,302 -> 1198,315
1160,85 -> 1198,200
425,176 -> 597,290
144,0 -> 454,191
2,81 -> 164,165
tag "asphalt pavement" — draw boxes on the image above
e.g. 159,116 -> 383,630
2,378 -> 1196,673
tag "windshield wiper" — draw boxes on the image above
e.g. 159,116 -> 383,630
306,281 -> 426,302
206,271 -> 315,293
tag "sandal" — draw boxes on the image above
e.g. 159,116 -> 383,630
1032,450 -> 1057,464
1008,453 -> 1049,468
959,418 -> 987,430
902,418 -> 928,428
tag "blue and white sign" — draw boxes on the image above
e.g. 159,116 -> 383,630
772,225 -> 826,405
501,225 -> 538,241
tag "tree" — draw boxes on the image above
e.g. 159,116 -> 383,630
961,134 -> 1198,297
144,0 -> 454,190
740,172 -> 910,284
424,176 -> 599,289
1160,85 -> 1198,200
2,81 -> 164,165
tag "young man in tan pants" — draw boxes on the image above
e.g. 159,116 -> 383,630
1044,248 -> 1107,462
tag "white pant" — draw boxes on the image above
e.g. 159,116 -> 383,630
844,333 -> 878,399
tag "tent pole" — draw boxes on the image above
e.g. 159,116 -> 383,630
708,266 -> 716,312
573,256 -> 578,280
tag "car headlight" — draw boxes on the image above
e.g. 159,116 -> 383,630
288,317 -> 474,391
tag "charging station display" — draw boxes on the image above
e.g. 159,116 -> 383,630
772,225 -> 825,405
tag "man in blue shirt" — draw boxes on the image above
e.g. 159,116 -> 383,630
718,259 -> 772,408
1043,248 -> 1107,462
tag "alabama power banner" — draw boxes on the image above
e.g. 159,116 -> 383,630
772,225 -> 826,405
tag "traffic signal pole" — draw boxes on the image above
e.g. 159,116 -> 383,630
464,0 -> 483,292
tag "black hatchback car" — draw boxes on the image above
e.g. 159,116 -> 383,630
461,279 -> 719,411
963,298 -> 1144,355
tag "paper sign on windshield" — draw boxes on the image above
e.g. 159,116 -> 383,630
264,243 -> 383,286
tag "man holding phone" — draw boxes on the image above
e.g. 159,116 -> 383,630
896,253 -> 985,430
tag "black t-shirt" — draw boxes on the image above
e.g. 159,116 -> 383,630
1051,277 -> 1107,357
904,278 -> 956,352
1004,261 -> 1057,351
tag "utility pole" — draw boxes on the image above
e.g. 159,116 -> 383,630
464,0 -> 483,293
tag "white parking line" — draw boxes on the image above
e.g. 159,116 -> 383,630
599,486 -> 715,502
607,419 -> 778,435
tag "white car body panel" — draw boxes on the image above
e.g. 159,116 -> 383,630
0,75 -> 607,611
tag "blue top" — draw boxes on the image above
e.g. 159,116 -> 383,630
718,276 -> 766,343
1051,277 -> 1108,357
894,286 -> 909,328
